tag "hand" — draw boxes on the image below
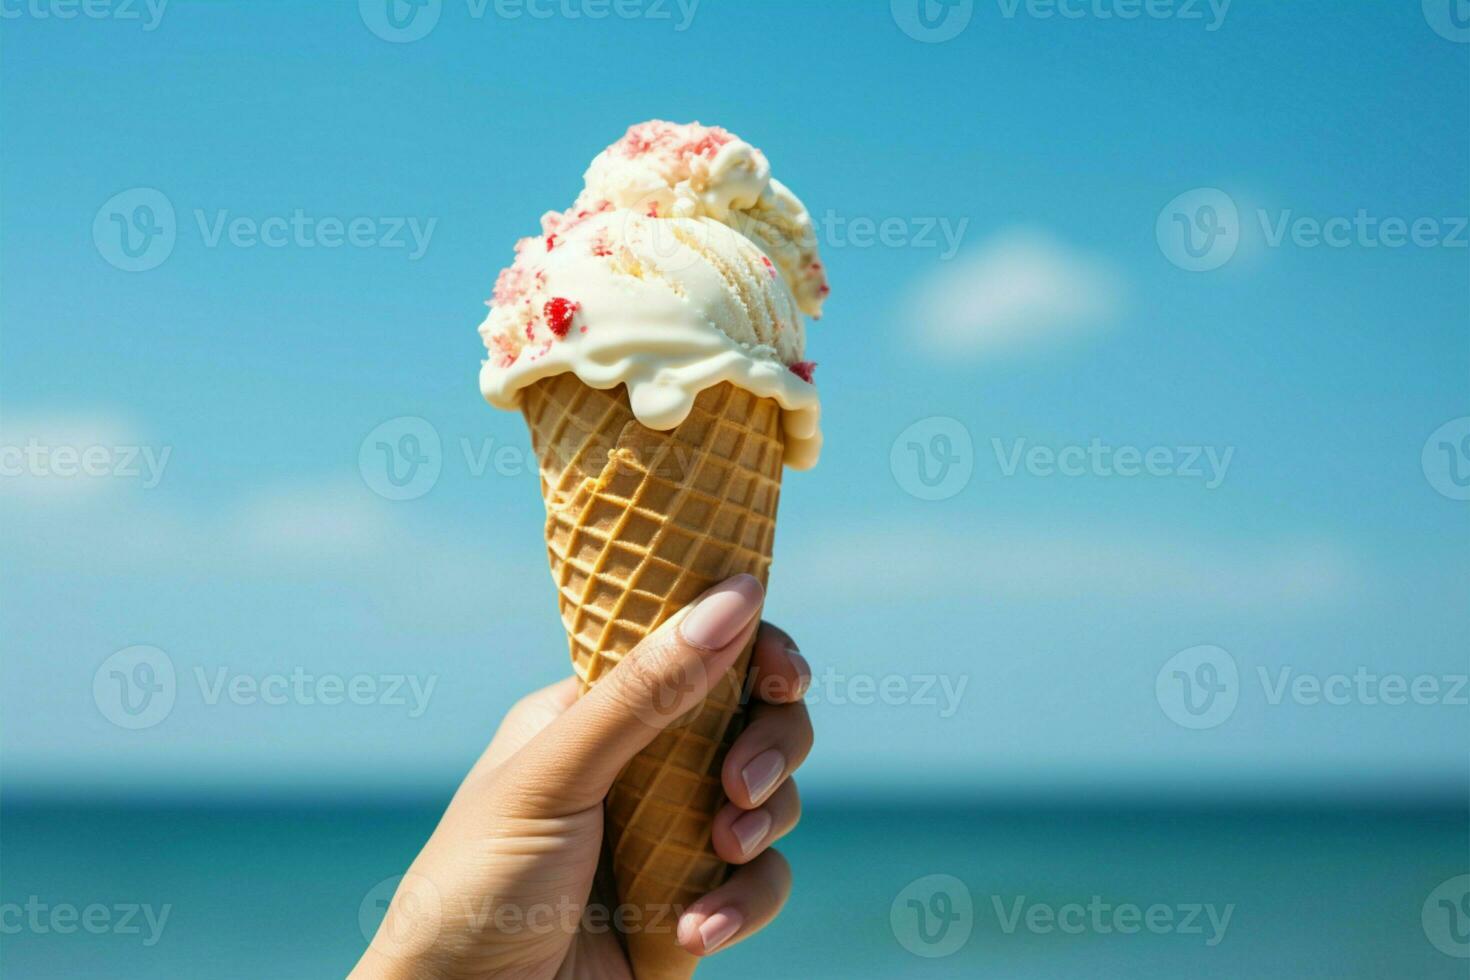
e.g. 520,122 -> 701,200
351,574 -> 814,980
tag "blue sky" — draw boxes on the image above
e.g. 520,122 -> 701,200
2,0 -> 1466,800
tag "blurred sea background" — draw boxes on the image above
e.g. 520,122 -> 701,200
3,2 -> 1467,977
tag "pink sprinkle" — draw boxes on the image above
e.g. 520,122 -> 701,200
490,334 -> 519,368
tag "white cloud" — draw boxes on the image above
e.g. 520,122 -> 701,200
913,227 -> 1125,356
228,482 -> 391,563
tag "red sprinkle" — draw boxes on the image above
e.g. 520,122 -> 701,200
647,201 -> 659,218
544,297 -> 580,338
789,361 -> 817,384
545,234 -> 557,251
761,256 -> 777,278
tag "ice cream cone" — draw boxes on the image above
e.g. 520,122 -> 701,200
521,372 -> 784,980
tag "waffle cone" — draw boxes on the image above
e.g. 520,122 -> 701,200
520,372 -> 785,980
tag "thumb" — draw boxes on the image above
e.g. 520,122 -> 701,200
499,574 -> 765,816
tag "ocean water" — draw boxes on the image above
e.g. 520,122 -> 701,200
1,798 -> 1465,978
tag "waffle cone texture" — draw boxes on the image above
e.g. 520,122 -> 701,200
520,373 -> 785,980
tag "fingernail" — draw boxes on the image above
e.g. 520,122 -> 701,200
741,749 -> 785,806
697,908 -> 742,952
679,575 -> 763,651
731,808 -> 773,856
786,646 -> 811,697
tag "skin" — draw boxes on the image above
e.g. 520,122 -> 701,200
352,575 -> 814,979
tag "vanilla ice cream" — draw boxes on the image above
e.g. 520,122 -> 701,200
477,121 -> 829,468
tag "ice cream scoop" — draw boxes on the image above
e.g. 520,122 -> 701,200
478,120 -> 827,468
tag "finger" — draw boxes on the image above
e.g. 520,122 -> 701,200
499,574 -> 765,815
711,778 -> 800,864
479,676 -> 581,771
744,623 -> 810,704
675,849 -> 792,956
721,700 -> 813,809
